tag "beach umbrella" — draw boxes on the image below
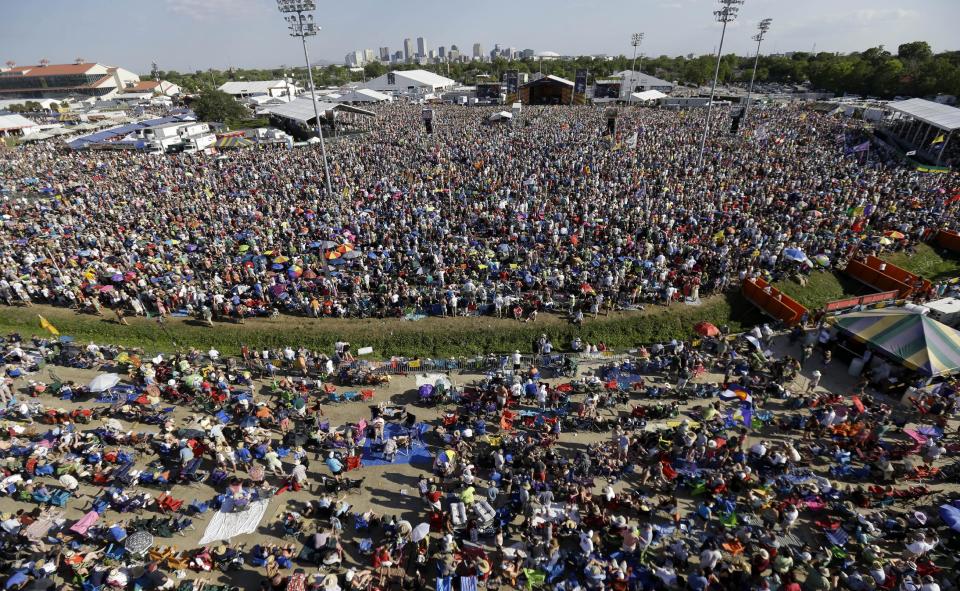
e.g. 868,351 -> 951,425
396,520 -> 412,537
694,322 -> 720,337
303,269 -> 317,280
879,237 -> 893,246
336,243 -> 355,254
111,273 -> 123,282
238,245 -> 250,252
184,374 -> 203,389
271,263 -> 284,270
98,285 -> 114,292
87,373 -> 121,393
124,531 -> 154,555
884,230 -> 906,239
341,250 -> 362,260
410,523 -> 430,542
814,254 -> 831,266
325,251 -> 342,260
783,248 -> 807,262
273,256 -> 290,264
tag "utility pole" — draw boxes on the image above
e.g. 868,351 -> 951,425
744,18 -> 772,123
697,0 -> 744,169
277,0 -> 333,198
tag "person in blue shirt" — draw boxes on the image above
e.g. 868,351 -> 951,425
325,452 -> 344,481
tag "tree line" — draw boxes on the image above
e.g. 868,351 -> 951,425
152,41 -> 960,100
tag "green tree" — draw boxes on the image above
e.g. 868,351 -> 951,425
363,62 -> 387,79
192,89 -> 249,123
898,41 -> 933,63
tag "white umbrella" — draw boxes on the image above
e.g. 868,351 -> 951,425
410,522 -> 430,542
87,373 -> 120,393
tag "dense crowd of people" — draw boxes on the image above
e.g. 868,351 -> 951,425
0,312 -> 956,591
0,104 -> 956,321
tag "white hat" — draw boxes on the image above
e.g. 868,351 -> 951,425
812,370 -> 822,377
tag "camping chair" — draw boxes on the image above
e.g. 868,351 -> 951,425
104,543 -> 125,561
343,391 -> 360,402
360,389 -> 375,401
345,455 -> 363,471
156,493 -> 184,514
824,528 -> 849,547
49,489 -> 72,508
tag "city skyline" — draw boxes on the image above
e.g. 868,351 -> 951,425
1,0 -> 958,73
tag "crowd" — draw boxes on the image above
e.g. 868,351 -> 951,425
0,305 -> 955,590
0,104 -> 956,322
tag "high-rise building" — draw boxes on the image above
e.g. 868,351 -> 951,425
344,50 -> 364,67
403,38 -> 414,61
379,47 -> 390,61
507,47 -> 517,60
473,43 -> 483,59
428,50 -> 436,60
417,37 -> 428,58
520,49 -> 535,59
438,46 -> 446,59
393,50 -> 403,63
363,49 -> 376,64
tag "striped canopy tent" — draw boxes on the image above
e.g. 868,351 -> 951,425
829,308 -> 960,376
215,136 -> 255,149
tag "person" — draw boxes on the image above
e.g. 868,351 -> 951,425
808,370 -> 822,393
325,452 -> 344,481
382,437 -> 397,463
136,562 -> 174,590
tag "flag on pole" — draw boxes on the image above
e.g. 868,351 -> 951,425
37,315 -> 59,337
932,134 -> 946,145
625,132 -> 638,150
852,141 -> 870,153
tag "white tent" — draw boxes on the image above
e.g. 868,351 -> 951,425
630,90 -> 667,102
489,111 -> 513,122
332,88 -> 393,104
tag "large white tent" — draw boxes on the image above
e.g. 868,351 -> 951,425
332,88 -> 393,104
361,70 -> 456,95
630,89 -> 667,102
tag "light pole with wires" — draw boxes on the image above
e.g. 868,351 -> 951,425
277,0 -> 332,197
744,18 -> 772,122
627,32 -> 644,103
697,0 -> 743,169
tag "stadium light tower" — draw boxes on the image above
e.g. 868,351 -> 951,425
628,32 -> 644,103
277,0 -> 332,197
744,18 -> 772,122
697,0 -> 744,169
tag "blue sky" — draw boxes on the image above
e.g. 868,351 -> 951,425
2,0 -> 957,74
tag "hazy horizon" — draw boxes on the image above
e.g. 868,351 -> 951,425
2,0 -> 958,74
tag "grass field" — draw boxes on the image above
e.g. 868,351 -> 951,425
0,294 -> 764,358
775,243 -> 960,310
773,271 -> 869,310
886,243 -> 960,281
